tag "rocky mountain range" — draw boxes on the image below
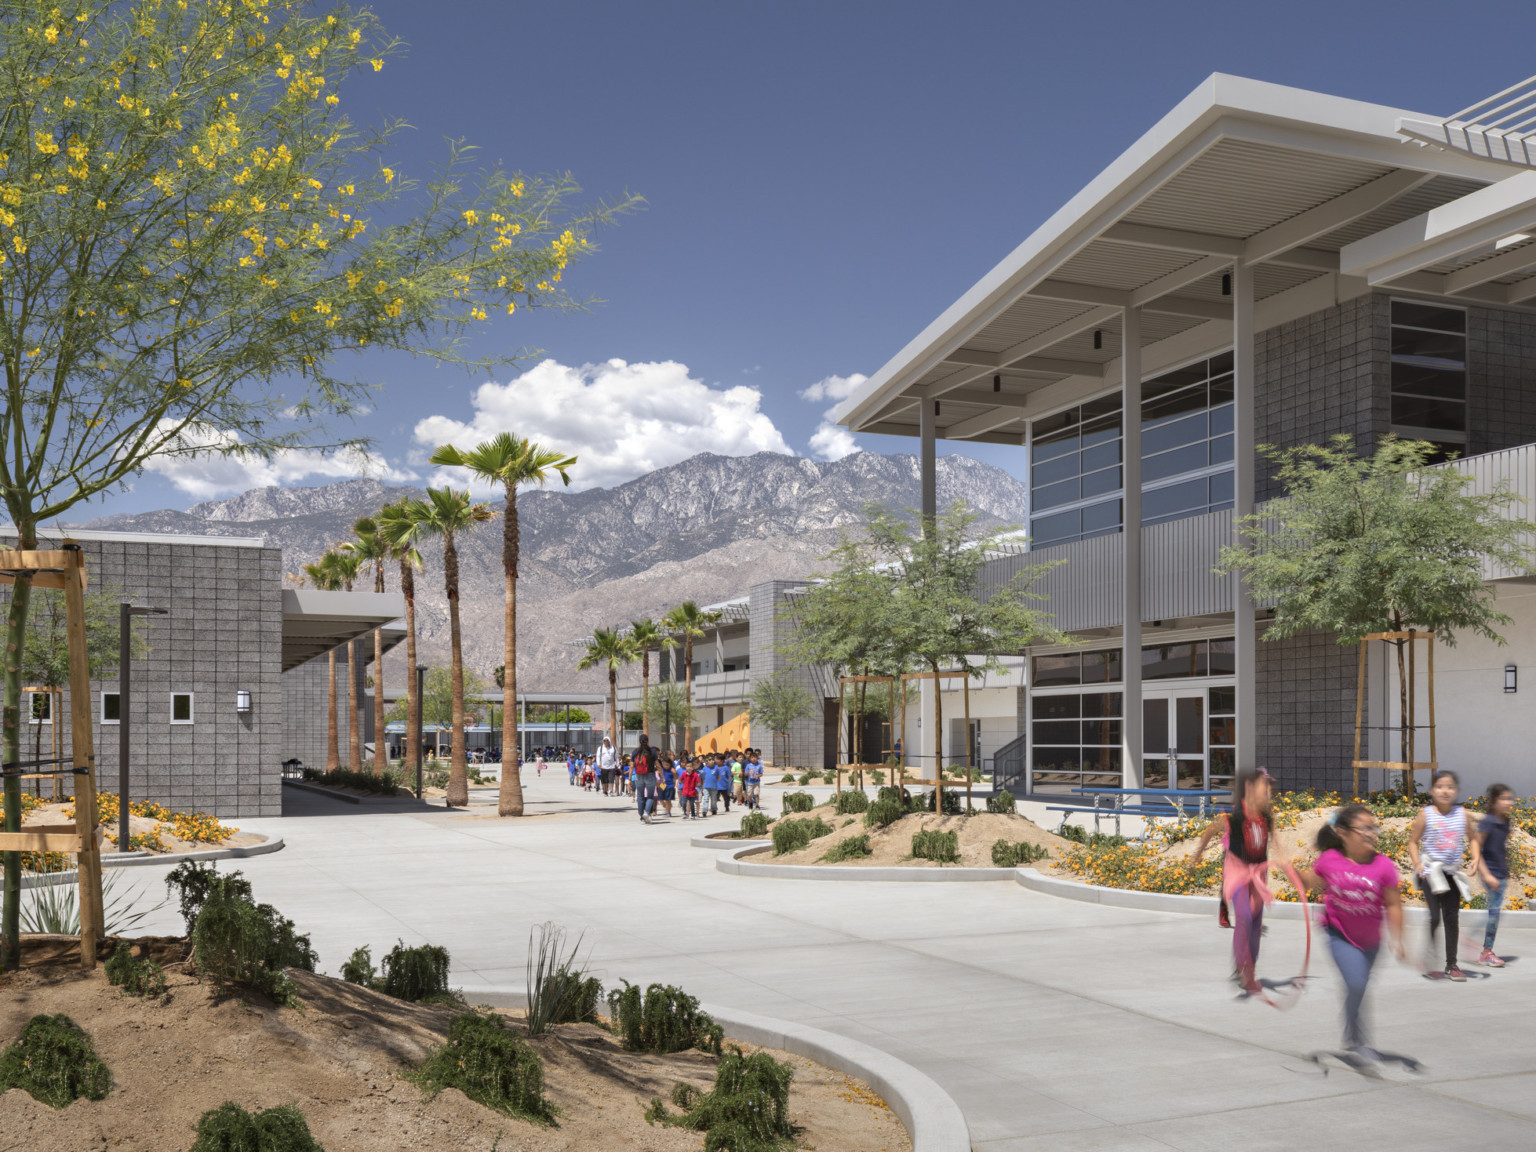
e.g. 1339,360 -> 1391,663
85,451 -> 1031,690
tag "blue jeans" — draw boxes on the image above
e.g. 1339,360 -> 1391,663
1326,926 -> 1379,1050
1485,876 -> 1508,949
635,773 -> 657,816
682,794 -> 698,818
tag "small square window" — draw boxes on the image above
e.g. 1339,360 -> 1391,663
28,694 -> 52,724
170,692 -> 194,724
101,692 -> 121,725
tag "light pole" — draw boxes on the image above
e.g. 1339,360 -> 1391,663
118,603 -> 166,853
414,663 -> 427,800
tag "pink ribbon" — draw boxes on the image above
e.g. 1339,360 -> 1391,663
1223,851 -> 1274,906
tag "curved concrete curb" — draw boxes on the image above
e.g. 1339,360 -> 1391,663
691,835 -> 772,850
467,987 -> 968,1152
718,844 -> 1015,882
1014,867 -> 1534,926
21,835 -> 284,888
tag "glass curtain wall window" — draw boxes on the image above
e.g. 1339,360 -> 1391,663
1029,396 -> 1123,548
1031,692 -> 1122,791
1390,300 -> 1467,451
1140,352 -> 1235,527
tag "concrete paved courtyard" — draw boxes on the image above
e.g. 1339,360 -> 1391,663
123,775 -> 1536,1151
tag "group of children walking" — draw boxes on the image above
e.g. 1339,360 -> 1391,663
1189,766 -> 1516,1068
553,739 -> 767,822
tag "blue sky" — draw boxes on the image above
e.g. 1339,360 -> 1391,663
102,0 -> 1536,513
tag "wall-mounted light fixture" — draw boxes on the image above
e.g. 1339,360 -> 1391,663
236,689 -> 252,713
993,374 -> 1001,392
1506,664 -> 1518,694
934,401 -> 940,416
1221,272 -> 1232,296
1092,329 -> 1103,350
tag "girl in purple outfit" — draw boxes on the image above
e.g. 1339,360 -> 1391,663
1290,803 -> 1405,1064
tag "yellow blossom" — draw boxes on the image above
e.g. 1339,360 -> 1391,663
462,209 -> 479,226
43,24 -> 58,43
382,167 -> 394,183
33,131 -> 59,155
370,58 -> 383,70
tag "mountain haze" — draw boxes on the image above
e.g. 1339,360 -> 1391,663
86,451 -> 1031,690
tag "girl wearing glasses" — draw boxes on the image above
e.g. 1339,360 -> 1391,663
1290,804 -> 1405,1064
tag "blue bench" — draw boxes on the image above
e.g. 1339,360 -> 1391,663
1044,803 -> 1186,839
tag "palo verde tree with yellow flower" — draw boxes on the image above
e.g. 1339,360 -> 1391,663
0,0 -> 636,968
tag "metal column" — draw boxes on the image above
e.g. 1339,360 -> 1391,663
919,396 -> 937,533
1121,307 -> 1143,788
1232,260 -> 1258,771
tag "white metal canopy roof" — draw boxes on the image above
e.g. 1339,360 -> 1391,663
835,73 -> 1536,445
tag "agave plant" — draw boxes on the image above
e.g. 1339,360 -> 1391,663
21,867 -> 168,937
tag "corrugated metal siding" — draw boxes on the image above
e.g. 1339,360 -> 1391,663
1450,444 -> 1536,580
1143,509 -> 1236,619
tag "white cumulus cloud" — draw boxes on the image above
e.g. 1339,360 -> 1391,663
414,358 -> 793,492
800,372 -> 867,461
139,422 -> 417,500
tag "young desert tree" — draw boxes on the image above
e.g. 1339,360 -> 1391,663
341,515 -> 390,773
643,680 -> 694,753
0,0 -> 630,967
744,670 -> 815,768
1217,435 -> 1533,793
429,433 -> 576,817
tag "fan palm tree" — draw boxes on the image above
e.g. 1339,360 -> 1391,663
663,600 -> 722,752
578,628 -> 637,749
301,554 -> 346,773
325,547 -> 367,773
429,432 -> 577,817
341,516 -> 392,775
395,487 -> 496,807
378,500 -> 425,779
627,618 -> 672,737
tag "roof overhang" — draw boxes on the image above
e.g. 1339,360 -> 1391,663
835,72 -> 1530,443
282,588 -> 405,672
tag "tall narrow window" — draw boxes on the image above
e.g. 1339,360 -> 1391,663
1028,395 -> 1123,547
1140,351 -> 1235,527
170,692 -> 194,725
1390,300 -> 1466,447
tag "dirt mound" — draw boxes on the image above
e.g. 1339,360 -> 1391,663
0,951 -> 911,1152
766,807 -> 1074,868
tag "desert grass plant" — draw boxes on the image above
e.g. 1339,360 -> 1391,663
987,790 -> 1017,814
1055,824 -> 1127,848
189,1102 -> 324,1152
906,788 -> 962,816
991,839 -> 1050,868
871,768 -> 885,785
645,1046 -> 796,1152
414,1011 -> 555,1124
606,981 -> 724,1056
770,816 -> 833,856
911,829 -> 960,863
862,796 -> 903,830
0,1014 -> 112,1108
834,789 -> 869,815
779,774 -> 796,784
739,811 -> 771,839
780,791 -> 815,814
21,864 -> 169,937
822,835 -> 872,863
191,881 -> 317,1007
525,922 -> 601,1035
105,943 -> 167,1000
796,771 -> 815,786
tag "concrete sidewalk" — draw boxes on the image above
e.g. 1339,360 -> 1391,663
121,774 -> 1536,1151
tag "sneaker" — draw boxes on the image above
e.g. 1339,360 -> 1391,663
1445,964 -> 1467,982
1480,949 -> 1506,968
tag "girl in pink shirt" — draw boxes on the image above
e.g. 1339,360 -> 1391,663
1290,803 -> 1405,1065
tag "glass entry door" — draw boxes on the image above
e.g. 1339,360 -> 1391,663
1143,691 -> 1205,789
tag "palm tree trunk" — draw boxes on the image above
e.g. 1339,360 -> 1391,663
609,667 -> 618,746
444,529 -> 468,807
325,649 -> 340,772
642,650 -> 650,735
683,636 -> 694,753
347,638 -> 362,772
498,483 -> 524,817
401,560 -> 419,776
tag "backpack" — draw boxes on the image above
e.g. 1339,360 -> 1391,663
634,745 -> 656,775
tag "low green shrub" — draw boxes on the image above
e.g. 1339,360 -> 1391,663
739,811 -> 771,839
302,765 -> 404,796
771,816 -> 833,856
0,1014 -> 112,1108
189,1102 -> 324,1152
834,789 -> 869,815
911,829 -> 960,863
1056,823 -> 1126,848
526,922 -> 600,1034
191,881 -> 317,1007
378,941 -> 454,1003
877,785 -> 904,805
986,790 -> 1017,815
863,797 -> 903,829
779,774 -> 795,784
340,945 -> 376,988
413,1011 -> 554,1124
991,839 -> 1050,868
822,835 -> 871,863
607,981 -> 723,1056
105,943 -> 167,999
166,862 -> 251,936
646,1046 -> 795,1152
820,772 -> 835,784
870,769 -> 885,785
780,791 -> 814,814
796,772 -> 814,786
906,789 -> 962,816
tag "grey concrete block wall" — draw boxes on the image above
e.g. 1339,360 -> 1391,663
1468,303 -> 1536,456
1255,630 -> 1362,793
748,579 -> 828,769
281,644 -> 373,774
2,534 -> 286,819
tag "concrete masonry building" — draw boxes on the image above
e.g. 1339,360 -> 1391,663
827,72 -> 1536,799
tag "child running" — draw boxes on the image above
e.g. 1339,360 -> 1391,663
1186,766 -> 1277,994
1407,769 -> 1481,981
1475,783 -> 1514,968
1289,804 -> 1405,1065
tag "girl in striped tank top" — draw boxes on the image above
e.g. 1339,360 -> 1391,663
1408,769 -> 1482,981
